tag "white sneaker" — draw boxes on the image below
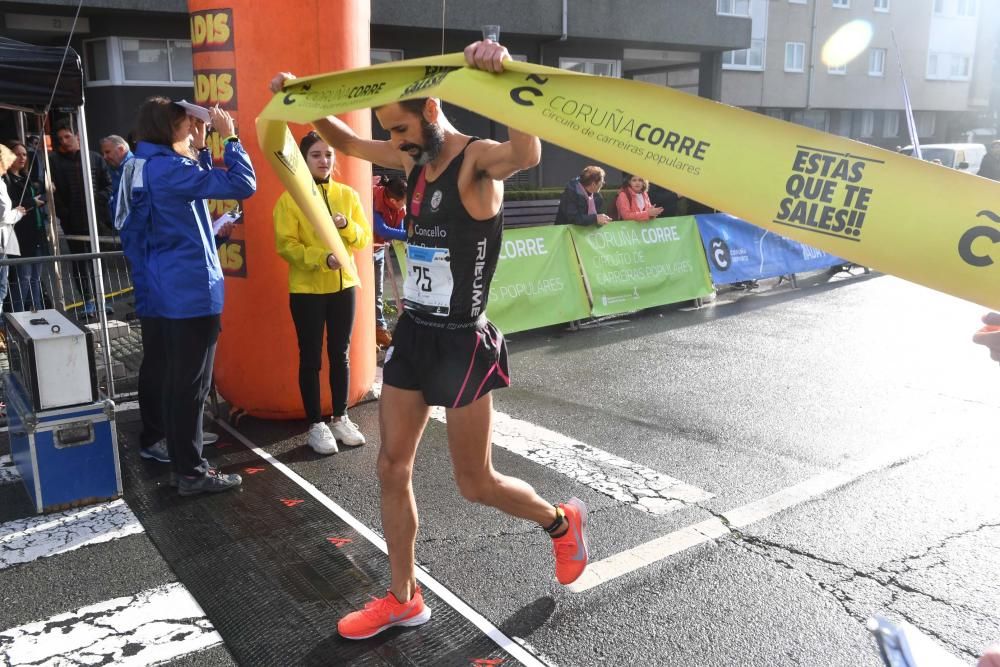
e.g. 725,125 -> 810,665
329,415 -> 366,447
307,422 -> 339,455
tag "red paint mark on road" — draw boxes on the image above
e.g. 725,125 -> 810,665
326,537 -> 353,548
280,498 -> 305,507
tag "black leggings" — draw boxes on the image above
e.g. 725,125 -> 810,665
289,288 -> 356,423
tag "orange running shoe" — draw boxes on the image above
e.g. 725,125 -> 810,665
338,586 -> 432,640
552,497 -> 589,585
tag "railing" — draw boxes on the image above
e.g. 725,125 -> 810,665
0,250 -> 141,421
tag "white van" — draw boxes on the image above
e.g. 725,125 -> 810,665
899,143 -> 987,174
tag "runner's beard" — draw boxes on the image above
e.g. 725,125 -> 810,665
401,120 -> 445,166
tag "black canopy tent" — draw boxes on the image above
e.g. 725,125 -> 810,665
0,37 -> 116,393
0,36 -> 84,111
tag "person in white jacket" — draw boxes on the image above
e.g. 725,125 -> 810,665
0,145 -> 25,348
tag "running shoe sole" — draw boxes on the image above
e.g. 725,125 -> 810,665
339,606 -> 432,640
566,496 -> 590,581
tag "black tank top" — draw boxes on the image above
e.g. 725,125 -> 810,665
403,138 -> 503,323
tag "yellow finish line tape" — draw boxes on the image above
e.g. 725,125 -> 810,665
259,53 -> 1000,310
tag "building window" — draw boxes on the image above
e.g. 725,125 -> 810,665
833,0 -> 849,7
927,52 -> 972,80
874,0 -> 889,10
790,109 -> 830,131
785,42 -> 805,72
120,38 -> 192,83
869,48 -> 886,76
765,109 -> 785,119
859,110 -> 875,137
957,0 -> 977,16
916,112 -> 935,137
559,57 -> 620,77
828,63 -> 847,75
722,39 -> 766,71
83,37 -> 192,86
717,0 -> 751,16
883,111 -> 900,137
789,0 -> 807,4
83,39 -> 111,83
370,48 -> 403,64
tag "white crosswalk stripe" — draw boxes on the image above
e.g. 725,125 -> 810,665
0,583 -> 222,666
430,406 -> 714,514
0,499 -> 144,571
372,370 -> 713,515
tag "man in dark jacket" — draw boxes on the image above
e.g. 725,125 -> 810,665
554,165 -> 611,226
977,140 -> 1000,181
50,122 -> 113,312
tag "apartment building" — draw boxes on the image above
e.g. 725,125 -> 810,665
0,0 -> 752,187
710,0 -> 999,148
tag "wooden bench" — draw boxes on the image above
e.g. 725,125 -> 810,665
502,199 -> 560,228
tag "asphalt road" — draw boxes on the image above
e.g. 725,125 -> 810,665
2,269 -> 998,666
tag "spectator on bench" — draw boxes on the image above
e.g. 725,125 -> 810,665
555,165 -> 611,227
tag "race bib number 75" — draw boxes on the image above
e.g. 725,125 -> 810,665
404,245 -> 453,316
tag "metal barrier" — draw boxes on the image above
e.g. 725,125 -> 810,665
0,249 -> 141,420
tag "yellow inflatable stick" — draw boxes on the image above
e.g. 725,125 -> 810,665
259,54 -> 1000,310
255,119 -> 359,282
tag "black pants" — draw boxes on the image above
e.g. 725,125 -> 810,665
289,289 -> 355,423
66,239 -> 96,304
138,316 -> 166,449
164,315 -> 220,477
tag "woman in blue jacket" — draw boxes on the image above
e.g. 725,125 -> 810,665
132,97 -> 256,496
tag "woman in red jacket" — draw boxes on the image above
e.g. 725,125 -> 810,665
614,173 -> 663,222
371,176 -> 407,348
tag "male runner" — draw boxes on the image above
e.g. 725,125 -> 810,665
270,39 -> 589,640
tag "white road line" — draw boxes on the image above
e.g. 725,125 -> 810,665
374,372 -> 713,514
0,455 -> 18,486
431,407 -> 713,513
568,451 -> 905,592
0,582 -> 221,666
0,499 -> 144,571
214,418 -> 551,667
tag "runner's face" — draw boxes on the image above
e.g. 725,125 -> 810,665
306,141 -> 334,180
376,104 -> 443,166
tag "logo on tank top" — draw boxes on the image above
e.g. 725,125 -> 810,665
430,190 -> 443,212
470,238 -> 488,316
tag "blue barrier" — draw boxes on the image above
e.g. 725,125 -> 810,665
695,213 -> 843,285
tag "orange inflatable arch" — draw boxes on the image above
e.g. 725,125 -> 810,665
188,0 -> 375,419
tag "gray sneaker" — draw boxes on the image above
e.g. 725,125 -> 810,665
203,432 -> 219,445
177,469 -> 242,496
139,439 -> 171,463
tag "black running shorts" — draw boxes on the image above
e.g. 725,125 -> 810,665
382,312 -> 510,408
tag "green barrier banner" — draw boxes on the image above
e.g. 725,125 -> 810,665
488,225 -> 591,333
570,216 -> 713,317
260,53 -> 1000,310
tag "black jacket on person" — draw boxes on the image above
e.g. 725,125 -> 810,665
554,178 -> 605,226
647,183 -> 679,218
3,172 -> 50,258
978,154 -> 1000,181
49,148 -> 112,236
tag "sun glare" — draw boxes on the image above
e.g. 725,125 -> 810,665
821,20 -> 874,68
